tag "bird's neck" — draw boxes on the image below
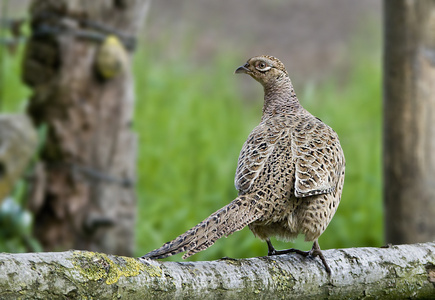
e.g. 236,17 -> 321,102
262,78 -> 301,118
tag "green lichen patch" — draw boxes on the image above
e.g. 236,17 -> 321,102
71,251 -> 161,285
219,257 -> 245,267
268,260 -> 295,292
120,257 -> 162,279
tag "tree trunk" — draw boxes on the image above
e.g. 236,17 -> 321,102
0,114 -> 37,203
0,243 -> 434,299
383,0 -> 435,244
22,0 -> 149,255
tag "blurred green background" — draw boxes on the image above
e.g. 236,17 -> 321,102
1,1 -> 382,259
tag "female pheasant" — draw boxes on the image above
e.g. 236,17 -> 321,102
142,55 -> 345,273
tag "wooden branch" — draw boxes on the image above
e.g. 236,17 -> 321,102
0,243 -> 434,299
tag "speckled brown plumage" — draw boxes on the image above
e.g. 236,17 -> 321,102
142,55 -> 345,273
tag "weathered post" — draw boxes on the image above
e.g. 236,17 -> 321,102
383,0 -> 435,243
22,0 -> 150,255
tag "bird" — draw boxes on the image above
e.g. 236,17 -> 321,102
142,55 -> 345,273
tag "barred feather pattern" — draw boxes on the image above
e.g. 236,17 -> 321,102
142,195 -> 262,259
142,55 -> 345,260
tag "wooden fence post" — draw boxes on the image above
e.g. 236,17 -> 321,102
383,0 -> 435,244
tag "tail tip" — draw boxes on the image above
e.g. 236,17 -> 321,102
140,251 -> 159,260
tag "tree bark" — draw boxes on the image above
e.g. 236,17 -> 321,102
383,0 -> 435,244
0,114 -> 37,202
21,1 -> 149,255
0,243 -> 434,299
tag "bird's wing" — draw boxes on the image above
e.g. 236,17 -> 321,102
235,119 -> 282,193
292,116 -> 345,197
142,195 -> 261,260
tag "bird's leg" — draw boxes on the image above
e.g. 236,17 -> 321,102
266,239 -> 331,274
266,239 -> 310,257
267,239 -> 277,255
309,240 -> 331,274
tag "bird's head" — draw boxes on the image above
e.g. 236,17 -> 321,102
235,55 -> 289,87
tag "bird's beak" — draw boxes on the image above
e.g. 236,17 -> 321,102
235,63 -> 250,74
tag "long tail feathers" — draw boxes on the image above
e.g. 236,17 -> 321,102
142,195 -> 260,260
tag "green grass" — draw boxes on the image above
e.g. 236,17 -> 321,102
133,47 -> 382,260
0,48 -> 31,112
0,36 -> 382,259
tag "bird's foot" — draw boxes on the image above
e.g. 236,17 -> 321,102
266,239 -> 309,256
220,256 -> 238,262
308,248 -> 331,274
266,239 -> 331,274
267,247 -> 310,257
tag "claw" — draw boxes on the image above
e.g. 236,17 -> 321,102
266,239 -> 331,274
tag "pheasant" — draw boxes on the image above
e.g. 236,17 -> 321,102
142,55 -> 345,273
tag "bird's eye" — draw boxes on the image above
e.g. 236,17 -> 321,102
255,61 -> 271,71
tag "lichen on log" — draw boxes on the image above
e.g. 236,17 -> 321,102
0,242 -> 434,299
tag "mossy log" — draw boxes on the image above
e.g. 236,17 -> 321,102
0,242 -> 434,299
